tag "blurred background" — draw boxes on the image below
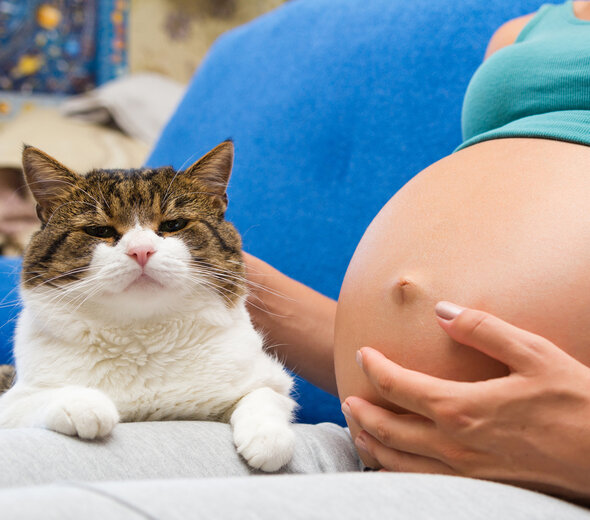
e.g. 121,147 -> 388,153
0,0 -> 287,255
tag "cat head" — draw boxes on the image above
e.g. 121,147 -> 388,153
21,141 -> 245,319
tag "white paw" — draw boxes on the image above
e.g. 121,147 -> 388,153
43,388 -> 119,439
233,419 -> 295,472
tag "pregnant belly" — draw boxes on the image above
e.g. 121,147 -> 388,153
334,138 -> 590,462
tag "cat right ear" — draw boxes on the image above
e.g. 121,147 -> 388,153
183,141 -> 234,208
22,145 -> 79,223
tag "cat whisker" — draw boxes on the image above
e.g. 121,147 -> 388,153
23,181 -> 104,223
0,286 -> 22,308
177,270 -> 241,304
0,262 -> 29,306
69,283 -> 108,315
164,190 -> 231,204
30,266 -> 111,308
38,279 -> 105,322
182,276 -> 235,307
25,179 -> 103,211
161,170 -> 184,207
96,182 -> 111,212
0,300 -> 21,310
44,200 -> 102,228
177,152 -> 202,173
11,267 -> 97,314
189,262 -> 293,302
22,265 -> 93,286
0,312 -> 21,334
183,272 -> 289,319
35,279 -> 96,310
244,299 -> 289,319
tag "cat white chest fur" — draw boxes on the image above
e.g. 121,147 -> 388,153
15,299 -> 292,423
0,142 -> 298,472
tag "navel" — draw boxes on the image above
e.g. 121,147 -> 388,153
391,275 -> 418,305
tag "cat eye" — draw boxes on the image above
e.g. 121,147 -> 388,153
84,225 -> 118,239
159,218 -> 188,233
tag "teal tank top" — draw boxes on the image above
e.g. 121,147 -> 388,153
457,0 -> 590,151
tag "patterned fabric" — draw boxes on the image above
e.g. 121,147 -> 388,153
0,0 -> 128,94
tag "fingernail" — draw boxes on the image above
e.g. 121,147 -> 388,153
341,401 -> 351,418
356,350 -> 363,368
355,433 -> 368,452
435,301 -> 465,320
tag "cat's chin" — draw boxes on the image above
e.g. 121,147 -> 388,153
92,289 -> 191,322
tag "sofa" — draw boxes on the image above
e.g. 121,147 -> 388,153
0,0 -> 549,425
3,1 -> 586,518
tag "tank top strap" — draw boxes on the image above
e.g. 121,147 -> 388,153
516,1 -> 579,43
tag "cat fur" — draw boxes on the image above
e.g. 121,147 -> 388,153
0,142 -> 296,472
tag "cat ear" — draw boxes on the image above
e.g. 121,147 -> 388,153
183,141 -> 234,203
22,145 -> 80,223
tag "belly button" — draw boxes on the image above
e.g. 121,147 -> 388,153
391,276 -> 417,305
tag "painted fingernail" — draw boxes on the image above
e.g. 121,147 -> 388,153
435,301 -> 465,320
341,401 -> 351,418
356,350 -> 363,368
355,433 -> 368,452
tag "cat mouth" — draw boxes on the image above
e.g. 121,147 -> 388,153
124,273 -> 164,291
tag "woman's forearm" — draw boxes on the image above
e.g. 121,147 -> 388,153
243,252 -> 337,395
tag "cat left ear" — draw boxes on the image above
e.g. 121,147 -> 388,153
22,145 -> 80,223
183,141 -> 234,205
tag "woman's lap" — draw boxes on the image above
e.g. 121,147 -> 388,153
0,421 -> 360,488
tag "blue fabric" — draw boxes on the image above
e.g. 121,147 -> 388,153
0,0 -> 548,425
0,257 -> 22,365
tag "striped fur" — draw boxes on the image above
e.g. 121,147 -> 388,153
0,365 -> 14,394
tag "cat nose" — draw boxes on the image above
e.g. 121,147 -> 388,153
127,244 -> 155,267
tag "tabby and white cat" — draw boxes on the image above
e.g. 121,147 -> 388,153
0,142 -> 296,472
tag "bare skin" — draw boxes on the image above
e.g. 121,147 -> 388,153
244,4 -> 590,501
334,136 -> 590,453
572,0 -> 590,20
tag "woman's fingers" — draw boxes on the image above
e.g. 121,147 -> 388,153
343,396 -> 445,459
355,430 -> 457,475
357,347 -> 468,420
435,301 -> 555,371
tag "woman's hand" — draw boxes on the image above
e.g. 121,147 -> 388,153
342,302 -> 590,502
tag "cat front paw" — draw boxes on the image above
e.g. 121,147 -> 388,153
233,419 -> 296,472
43,387 -> 119,439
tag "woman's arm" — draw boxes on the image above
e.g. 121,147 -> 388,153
344,302 -> 590,504
243,252 -> 338,395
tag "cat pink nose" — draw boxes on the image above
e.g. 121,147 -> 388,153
127,245 -> 155,267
